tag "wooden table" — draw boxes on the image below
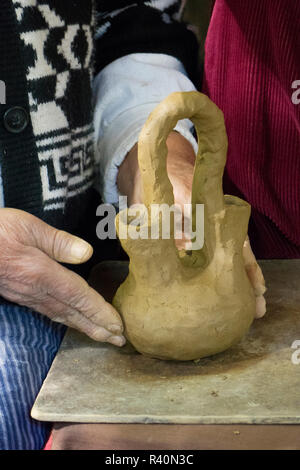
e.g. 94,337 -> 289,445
31,260 -> 300,449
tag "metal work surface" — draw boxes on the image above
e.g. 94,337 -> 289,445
31,260 -> 300,424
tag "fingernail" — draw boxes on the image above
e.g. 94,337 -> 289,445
109,335 -> 126,347
71,239 -> 92,262
107,324 -> 123,334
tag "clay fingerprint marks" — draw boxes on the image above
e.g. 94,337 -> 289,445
12,0 -> 94,211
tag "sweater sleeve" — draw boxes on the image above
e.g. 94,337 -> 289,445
93,1 -> 199,204
94,0 -> 199,86
93,52 -> 198,205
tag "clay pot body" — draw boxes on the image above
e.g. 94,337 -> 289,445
113,92 -> 256,361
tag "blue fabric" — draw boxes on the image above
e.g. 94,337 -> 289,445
0,301 -> 66,450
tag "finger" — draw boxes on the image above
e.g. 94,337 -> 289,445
255,295 -> 266,319
7,245 -> 124,336
0,282 -> 125,345
12,209 -> 93,264
243,236 -> 266,296
46,306 -> 126,346
41,252 -> 124,333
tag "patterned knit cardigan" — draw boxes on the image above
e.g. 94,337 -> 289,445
0,0 -> 198,234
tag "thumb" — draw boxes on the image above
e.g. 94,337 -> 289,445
47,230 -> 93,264
19,210 -> 93,264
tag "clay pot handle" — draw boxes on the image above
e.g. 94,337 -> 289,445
138,92 -> 228,215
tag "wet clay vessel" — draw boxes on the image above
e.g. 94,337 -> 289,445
113,92 -> 256,361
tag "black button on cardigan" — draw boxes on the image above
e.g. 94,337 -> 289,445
3,106 -> 29,133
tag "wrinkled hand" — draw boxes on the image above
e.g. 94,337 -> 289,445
118,131 -> 266,319
0,208 -> 125,345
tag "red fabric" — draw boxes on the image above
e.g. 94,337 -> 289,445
202,0 -> 300,258
44,434 -> 52,450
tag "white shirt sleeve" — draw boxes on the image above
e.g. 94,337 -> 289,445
93,52 -> 198,205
